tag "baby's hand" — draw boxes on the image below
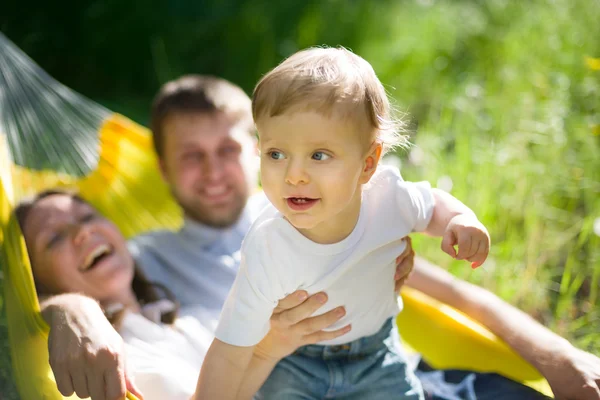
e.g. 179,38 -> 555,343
441,214 -> 490,269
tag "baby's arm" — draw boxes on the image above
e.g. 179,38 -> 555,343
193,340 -> 255,400
193,228 -> 282,399
423,189 -> 476,236
425,189 -> 490,268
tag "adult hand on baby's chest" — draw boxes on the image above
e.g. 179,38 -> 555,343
255,291 -> 350,361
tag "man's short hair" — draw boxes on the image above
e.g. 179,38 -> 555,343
150,75 -> 253,158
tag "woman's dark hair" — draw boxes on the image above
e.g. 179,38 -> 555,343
14,189 -> 178,324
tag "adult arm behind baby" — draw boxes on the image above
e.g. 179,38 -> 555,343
407,258 -> 600,400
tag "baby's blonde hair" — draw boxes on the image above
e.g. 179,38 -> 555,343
252,46 -> 407,155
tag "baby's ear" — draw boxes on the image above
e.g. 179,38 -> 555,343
360,141 -> 382,184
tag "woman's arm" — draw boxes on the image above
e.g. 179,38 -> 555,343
407,257 -> 600,399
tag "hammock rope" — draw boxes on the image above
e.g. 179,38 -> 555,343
0,32 -> 107,177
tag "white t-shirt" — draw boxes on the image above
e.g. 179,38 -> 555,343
216,166 -> 435,347
119,304 -> 215,400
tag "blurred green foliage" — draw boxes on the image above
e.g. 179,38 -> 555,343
1,0 -> 599,397
2,0 -> 391,123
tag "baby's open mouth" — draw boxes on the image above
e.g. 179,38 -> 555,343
289,197 -> 315,204
286,197 -> 319,210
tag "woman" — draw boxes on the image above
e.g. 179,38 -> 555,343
15,190 -> 351,400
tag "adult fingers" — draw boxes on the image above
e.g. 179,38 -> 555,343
579,383 -> 600,400
395,259 -> 413,281
303,324 -> 352,345
395,246 -> 414,280
295,306 -> 345,335
125,372 -> 145,400
272,292 -> 328,327
70,364 -> 90,399
55,372 -> 75,397
395,237 -> 413,265
395,277 -> 408,294
273,290 -> 308,314
49,354 -> 75,396
104,359 -> 127,400
87,368 -> 106,400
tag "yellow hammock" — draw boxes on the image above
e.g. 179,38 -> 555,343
0,33 -> 552,399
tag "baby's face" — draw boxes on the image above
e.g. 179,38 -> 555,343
257,111 -> 371,243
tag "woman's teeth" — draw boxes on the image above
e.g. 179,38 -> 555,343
81,244 -> 111,271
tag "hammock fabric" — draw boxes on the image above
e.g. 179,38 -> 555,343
0,32 -> 552,399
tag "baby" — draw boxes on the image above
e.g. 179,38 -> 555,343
195,47 -> 490,399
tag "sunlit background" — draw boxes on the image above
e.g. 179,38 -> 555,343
1,0 -> 599,397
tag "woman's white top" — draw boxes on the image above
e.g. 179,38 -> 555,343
118,302 -> 216,400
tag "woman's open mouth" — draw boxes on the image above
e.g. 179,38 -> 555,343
80,244 -> 113,272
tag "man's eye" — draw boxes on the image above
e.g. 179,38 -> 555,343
268,151 -> 285,160
183,152 -> 202,161
221,146 -> 240,156
312,152 -> 331,161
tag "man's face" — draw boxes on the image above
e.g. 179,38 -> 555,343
159,111 -> 257,228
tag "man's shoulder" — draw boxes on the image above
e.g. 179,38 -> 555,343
127,229 -> 184,264
128,229 -> 180,249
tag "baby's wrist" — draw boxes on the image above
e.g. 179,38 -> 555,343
452,210 -> 478,221
253,347 -> 283,365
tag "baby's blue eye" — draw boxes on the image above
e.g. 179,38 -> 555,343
269,151 -> 285,160
312,152 -> 330,161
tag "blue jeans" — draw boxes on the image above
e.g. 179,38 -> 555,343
256,318 -> 424,399
415,358 -> 552,400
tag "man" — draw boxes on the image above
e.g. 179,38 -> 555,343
44,75 -> 600,400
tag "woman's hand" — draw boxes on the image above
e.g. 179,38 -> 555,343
254,291 -> 350,362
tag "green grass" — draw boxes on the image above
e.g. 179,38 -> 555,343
0,0 -> 598,397
355,0 -> 600,352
